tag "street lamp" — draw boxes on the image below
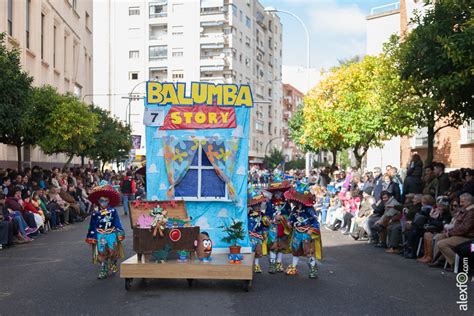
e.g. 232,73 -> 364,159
122,80 -> 148,126
265,136 -> 284,157
264,6 -> 313,177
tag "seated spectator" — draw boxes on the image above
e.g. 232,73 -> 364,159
417,196 -> 452,263
373,191 -> 402,248
405,194 -> 435,259
341,190 -> 361,234
351,187 -> 374,241
2,177 -> 11,196
6,188 -> 38,233
22,192 -> 45,233
2,191 -> 34,242
0,193 -> 16,248
446,170 -> 464,200
367,191 -> 388,244
48,187 -> 70,225
430,193 -> 474,269
59,185 -> 83,222
422,165 -> 437,197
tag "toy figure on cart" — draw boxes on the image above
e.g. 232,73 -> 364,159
247,185 -> 269,273
85,185 -> 125,279
284,182 -> 322,279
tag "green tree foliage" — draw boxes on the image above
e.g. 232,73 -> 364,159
39,96 -> 99,169
84,106 -> 132,171
0,33 -> 34,170
264,148 -> 285,170
299,53 -> 415,168
397,0 -> 474,164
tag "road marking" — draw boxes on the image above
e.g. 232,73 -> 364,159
0,292 -> 12,300
0,257 -> 64,267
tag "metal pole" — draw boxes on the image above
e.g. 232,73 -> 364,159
267,8 -> 311,177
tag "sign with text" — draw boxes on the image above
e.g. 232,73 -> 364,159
143,107 -> 166,126
160,106 -> 236,130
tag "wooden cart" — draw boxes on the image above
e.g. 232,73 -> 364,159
120,200 -> 254,291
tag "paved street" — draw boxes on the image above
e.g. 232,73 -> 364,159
0,210 -> 470,316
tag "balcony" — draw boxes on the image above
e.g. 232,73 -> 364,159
149,3 -> 167,20
201,34 -> 226,45
149,24 -> 167,41
149,67 -> 168,81
201,13 -> 227,24
200,57 -> 228,67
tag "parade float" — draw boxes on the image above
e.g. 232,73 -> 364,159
120,82 -> 255,291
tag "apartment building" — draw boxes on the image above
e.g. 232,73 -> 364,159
365,1 -> 474,170
282,83 -> 303,161
0,0 -> 93,169
93,0 -> 283,164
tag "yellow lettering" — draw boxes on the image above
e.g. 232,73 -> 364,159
177,83 -> 193,105
223,85 -> 238,106
161,83 -> 179,105
207,84 -> 223,105
147,82 -> 163,104
191,82 -> 207,104
170,112 -> 183,124
183,112 -> 193,124
220,112 -> 229,123
208,112 -> 217,124
235,85 -> 253,107
195,112 -> 206,124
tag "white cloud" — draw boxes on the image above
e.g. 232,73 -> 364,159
236,165 -> 246,176
217,208 -> 228,218
148,163 -> 158,173
232,125 -> 244,138
159,183 -> 167,190
309,2 -> 366,36
151,195 -> 158,201
195,216 -> 211,229
157,148 -> 163,157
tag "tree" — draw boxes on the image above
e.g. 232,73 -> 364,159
0,33 -> 34,170
397,1 -> 474,164
264,148 -> 285,171
39,96 -> 99,169
300,53 -> 415,168
84,106 -> 132,171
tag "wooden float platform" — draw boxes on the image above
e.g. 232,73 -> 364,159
120,253 -> 255,291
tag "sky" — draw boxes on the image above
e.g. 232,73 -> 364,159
260,0 -> 391,70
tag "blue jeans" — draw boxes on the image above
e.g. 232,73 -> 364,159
12,212 -> 28,235
321,208 -> 328,225
122,194 -> 133,214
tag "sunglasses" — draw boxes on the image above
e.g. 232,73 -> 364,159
99,198 -> 109,203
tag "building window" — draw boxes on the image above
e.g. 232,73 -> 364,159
231,4 -> 237,16
171,25 -> 184,36
172,70 -> 184,79
41,13 -> 45,59
269,122 -> 272,135
74,83 -> 82,98
129,7 -> 140,16
239,10 -> 243,21
149,45 -> 167,59
467,120 -> 474,141
64,34 -> 68,75
172,3 -> 184,13
129,72 -> 139,80
175,145 -> 227,200
149,3 -> 167,18
256,121 -> 264,132
129,50 -> 139,59
26,0 -> 31,48
172,48 -> 184,57
85,11 -> 91,31
53,25 -> 57,68
245,16 -> 251,28
7,0 -> 13,36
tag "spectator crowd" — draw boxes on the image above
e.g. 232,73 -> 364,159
253,153 -> 474,273
0,166 -> 145,250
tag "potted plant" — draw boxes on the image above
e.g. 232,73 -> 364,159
219,219 -> 245,254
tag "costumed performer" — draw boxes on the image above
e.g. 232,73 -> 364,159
247,184 -> 269,273
284,182 -> 323,279
265,175 -> 292,274
85,185 -> 125,279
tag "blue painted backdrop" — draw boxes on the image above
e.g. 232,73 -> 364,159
145,88 -> 251,249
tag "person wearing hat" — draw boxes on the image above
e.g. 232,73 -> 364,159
284,182 -> 322,279
265,177 -> 292,274
247,185 -> 269,273
85,185 -> 125,279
